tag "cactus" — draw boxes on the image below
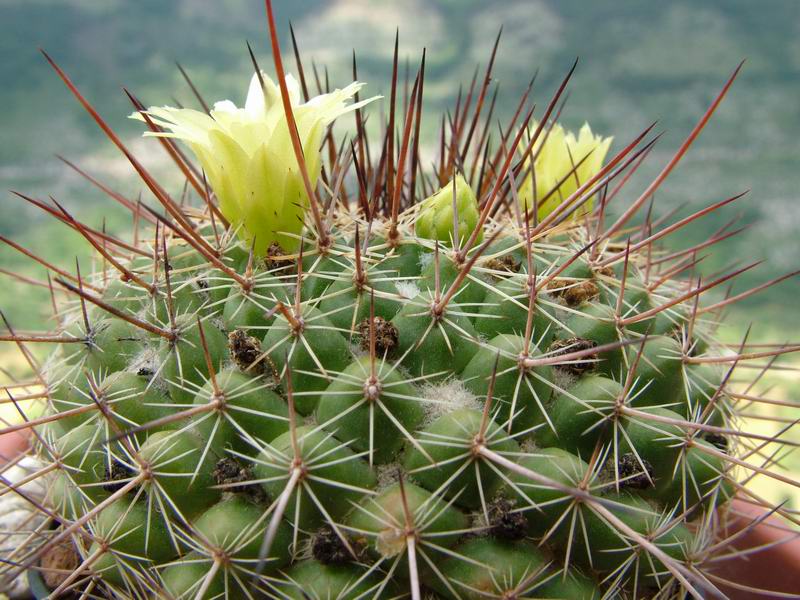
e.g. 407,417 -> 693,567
0,2 -> 798,599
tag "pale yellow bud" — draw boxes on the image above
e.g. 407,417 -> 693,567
518,121 -> 612,221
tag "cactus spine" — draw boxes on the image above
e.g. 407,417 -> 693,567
0,3 -> 798,599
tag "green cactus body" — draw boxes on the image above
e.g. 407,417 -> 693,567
404,408 -> 520,508
315,356 -> 424,464
255,425 -> 378,528
260,305 -> 352,415
6,9 -> 784,600
474,276 -> 556,343
494,447 -> 590,535
392,293 -> 478,379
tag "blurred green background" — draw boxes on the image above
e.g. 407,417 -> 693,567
0,1 -> 798,500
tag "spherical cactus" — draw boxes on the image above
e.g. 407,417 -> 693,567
0,3 -> 798,599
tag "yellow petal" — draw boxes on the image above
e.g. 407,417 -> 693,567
134,70 -> 379,254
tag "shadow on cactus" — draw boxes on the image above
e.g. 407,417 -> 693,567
0,1 -> 798,599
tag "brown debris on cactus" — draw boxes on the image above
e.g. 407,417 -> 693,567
228,329 -> 265,374
356,316 -> 398,356
548,337 -> 599,375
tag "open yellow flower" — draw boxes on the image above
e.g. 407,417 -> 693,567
518,122 -> 612,222
133,72 -> 377,253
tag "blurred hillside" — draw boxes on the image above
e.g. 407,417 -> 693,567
1,0 -> 798,337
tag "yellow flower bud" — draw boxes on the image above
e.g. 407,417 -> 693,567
518,121 -> 612,221
133,72 -> 378,253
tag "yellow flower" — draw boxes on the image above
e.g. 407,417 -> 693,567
518,122 -> 612,221
133,72 -> 378,253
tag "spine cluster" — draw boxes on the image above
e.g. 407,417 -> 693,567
0,3 -> 797,599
